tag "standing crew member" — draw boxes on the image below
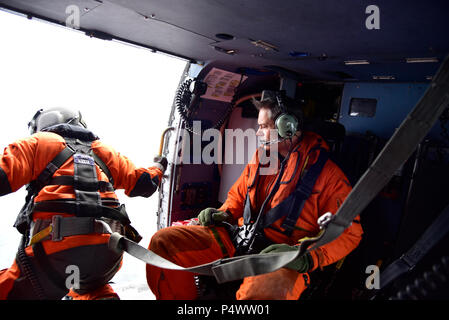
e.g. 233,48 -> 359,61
0,107 -> 167,300
146,91 -> 363,300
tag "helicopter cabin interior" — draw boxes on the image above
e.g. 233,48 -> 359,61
1,0 -> 449,299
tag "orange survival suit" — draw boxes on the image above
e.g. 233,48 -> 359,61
0,124 -> 163,300
146,131 -> 363,300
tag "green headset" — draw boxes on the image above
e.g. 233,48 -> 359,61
261,90 -> 299,139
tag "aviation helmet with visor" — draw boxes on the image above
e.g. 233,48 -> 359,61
28,107 -> 87,134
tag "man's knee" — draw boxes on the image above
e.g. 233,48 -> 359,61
236,268 -> 308,300
149,227 -> 173,254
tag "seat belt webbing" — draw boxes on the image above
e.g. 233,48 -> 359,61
108,231 -> 305,283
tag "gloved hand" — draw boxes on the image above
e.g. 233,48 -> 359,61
153,156 -> 168,173
260,243 -> 313,273
197,207 -> 230,226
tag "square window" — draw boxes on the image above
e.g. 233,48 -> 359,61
349,98 -> 377,117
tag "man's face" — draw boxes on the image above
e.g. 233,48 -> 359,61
256,108 -> 277,149
256,107 -> 301,156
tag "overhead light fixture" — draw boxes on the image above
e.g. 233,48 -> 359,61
212,46 -> 236,55
373,75 -> 396,80
250,40 -> 279,51
224,49 -> 237,55
344,59 -> 370,65
406,57 -> 439,63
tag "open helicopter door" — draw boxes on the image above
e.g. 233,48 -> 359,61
156,62 -> 198,230
156,63 -> 249,229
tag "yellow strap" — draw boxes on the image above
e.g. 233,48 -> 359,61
297,229 -> 324,244
29,225 -> 52,246
300,155 -> 310,178
336,257 -> 346,270
298,229 -> 346,270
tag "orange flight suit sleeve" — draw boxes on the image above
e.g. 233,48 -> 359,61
308,162 -> 363,271
92,141 -> 164,198
0,133 -> 65,194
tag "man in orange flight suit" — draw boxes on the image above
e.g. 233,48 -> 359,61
146,92 -> 363,300
0,107 -> 166,300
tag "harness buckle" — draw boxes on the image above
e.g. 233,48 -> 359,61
399,254 -> 416,271
50,215 -> 63,241
317,212 -> 333,229
317,212 -> 351,231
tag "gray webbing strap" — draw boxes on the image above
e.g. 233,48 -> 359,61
108,232 -> 301,283
108,233 -> 218,276
107,231 -> 318,284
29,216 -> 113,244
108,55 -> 449,284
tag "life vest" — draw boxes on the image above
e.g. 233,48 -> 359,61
14,123 -> 141,243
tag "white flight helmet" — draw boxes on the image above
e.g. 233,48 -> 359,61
28,107 -> 87,134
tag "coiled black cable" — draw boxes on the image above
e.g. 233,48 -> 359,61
175,78 -> 195,131
389,255 -> 449,300
16,235 -> 47,300
175,75 -> 244,134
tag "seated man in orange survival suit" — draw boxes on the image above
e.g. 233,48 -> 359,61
0,107 -> 167,300
146,91 -> 363,300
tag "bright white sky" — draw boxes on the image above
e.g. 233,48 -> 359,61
0,9 -> 187,299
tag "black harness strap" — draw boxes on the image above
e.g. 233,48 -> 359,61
35,146 -> 75,190
262,149 -> 329,236
48,176 -> 114,192
66,138 -> 102,217
33,201 -> 131,226
92,151 -> 114,187
231,148 -> 329,253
